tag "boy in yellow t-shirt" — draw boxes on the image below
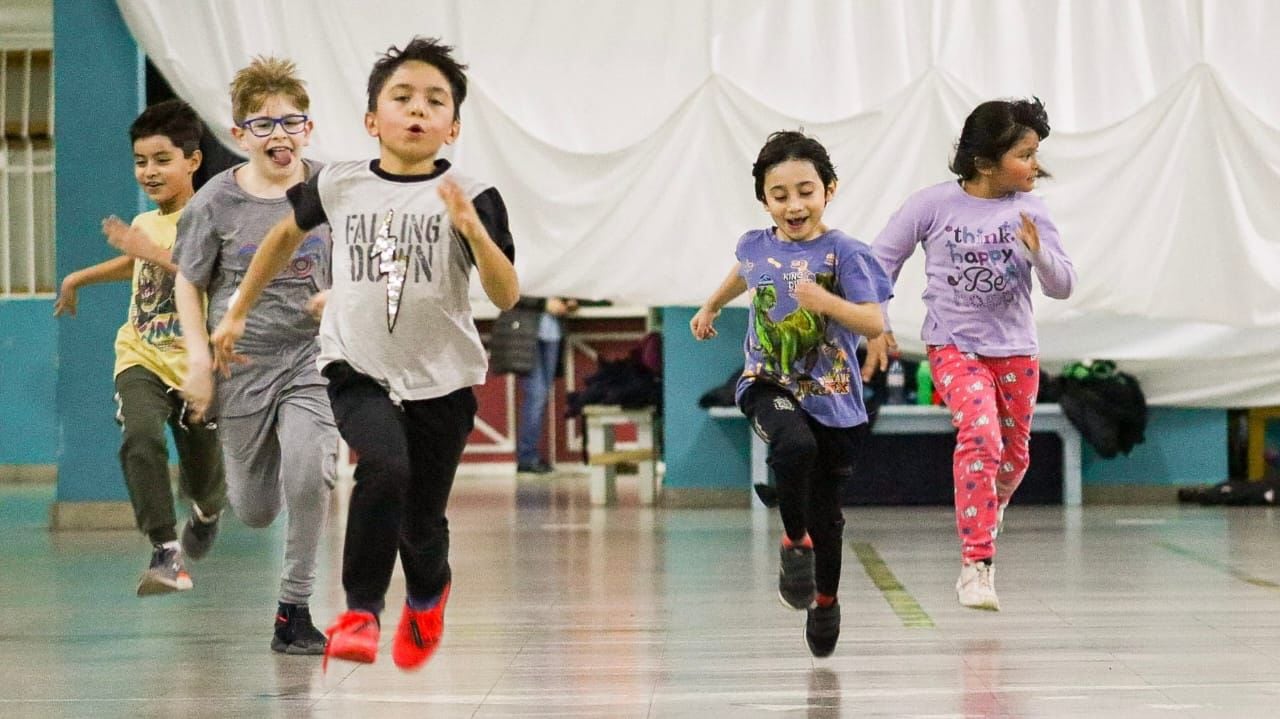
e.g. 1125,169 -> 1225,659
54,99 -> 227,596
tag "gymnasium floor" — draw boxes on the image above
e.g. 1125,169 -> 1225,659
2,475 -> 1280,718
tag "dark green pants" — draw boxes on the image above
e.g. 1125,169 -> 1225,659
114,365 -> 226,544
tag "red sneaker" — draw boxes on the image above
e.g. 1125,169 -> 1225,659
323,609 -> 379,671
392,583 -> 451,671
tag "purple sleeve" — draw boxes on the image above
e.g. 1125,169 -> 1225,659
870,192 -> 929,331
1024,209 -> 1075,299
871,194 -> 927,285
839,242 -> 894,305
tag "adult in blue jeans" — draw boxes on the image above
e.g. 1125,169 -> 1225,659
516,297 -> 576,474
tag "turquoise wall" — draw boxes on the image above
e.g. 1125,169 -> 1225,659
0,300 -> 58,464
51,0 -> 143,502
661,306 -> 751,490
1081,408 -> 1226,486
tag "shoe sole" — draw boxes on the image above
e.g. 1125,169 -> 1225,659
957,595 -> 1000,611
136,574 -> 193,597
778,589 -> 813,611
804,628 -> 838,658
287,643 -> 326,656
182,543 -> 212,561
271,637 -> 327,655
392,649 -> 435,671
327,646 -> 377,664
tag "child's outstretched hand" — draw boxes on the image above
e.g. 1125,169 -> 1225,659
1016,212 -> 1040,253
438,178 -> 483,241
52,276 -> 79,317
690,306 -> 719,340
102,216 -> 153,259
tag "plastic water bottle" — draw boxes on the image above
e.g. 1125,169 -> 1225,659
916,359 -> 934,405
886,353 -> 906,404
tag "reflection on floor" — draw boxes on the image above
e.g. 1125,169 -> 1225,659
3,476 -> 1280,718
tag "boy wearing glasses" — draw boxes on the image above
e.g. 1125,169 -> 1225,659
173,56 -> 336,655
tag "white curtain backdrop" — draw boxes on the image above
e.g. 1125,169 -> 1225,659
117,0 -> 1280,407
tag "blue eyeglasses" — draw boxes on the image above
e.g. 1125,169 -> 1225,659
239,114 -> 309,137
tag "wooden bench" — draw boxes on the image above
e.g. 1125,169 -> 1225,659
709,403 -> 1082,506
581,405 -> 659,506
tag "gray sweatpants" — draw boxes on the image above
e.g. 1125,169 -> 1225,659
219,382 -> 338,605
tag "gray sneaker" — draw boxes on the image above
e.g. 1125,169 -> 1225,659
181,509 -> 220,561
137,545 -> 193,597
805,602 -> 841,657
778,535 -> 816,610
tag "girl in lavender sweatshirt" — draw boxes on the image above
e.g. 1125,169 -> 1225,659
862,98 -> 1076,611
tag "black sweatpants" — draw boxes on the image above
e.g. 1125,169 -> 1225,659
323,361 -> 477,617
740,382 -> 864,597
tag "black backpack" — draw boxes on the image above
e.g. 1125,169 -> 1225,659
1057,360 -> 1147,459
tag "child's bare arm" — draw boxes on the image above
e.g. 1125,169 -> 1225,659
174,273 -> 217,421
439,179 -> 519,310
52,255 -> 135,317
793,280 -> 883,338
102,216 -> 177,274
690,263 -> 747,340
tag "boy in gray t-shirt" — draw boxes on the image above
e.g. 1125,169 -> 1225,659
173,57 -> 337,656
210,38 -> 520,673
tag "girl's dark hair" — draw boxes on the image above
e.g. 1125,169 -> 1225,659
751,130 -> 837,201
367,36 -> 468,120
950,97 -> 1051,181
129,99 -> 203,157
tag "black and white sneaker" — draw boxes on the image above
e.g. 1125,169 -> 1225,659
136,544 -> 193,597
778,534 -> 816,610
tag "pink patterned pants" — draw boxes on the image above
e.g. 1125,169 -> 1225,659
927,345 -> 1039,564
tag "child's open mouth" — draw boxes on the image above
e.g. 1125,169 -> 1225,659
267,147 -> 294,167
408,124 -> 425,135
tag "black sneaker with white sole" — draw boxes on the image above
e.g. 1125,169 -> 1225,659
272,603 -> 328,655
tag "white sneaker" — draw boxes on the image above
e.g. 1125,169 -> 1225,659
956,562 -> 1000,611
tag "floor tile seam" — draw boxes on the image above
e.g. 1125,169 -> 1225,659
1156,541 -> 1280,590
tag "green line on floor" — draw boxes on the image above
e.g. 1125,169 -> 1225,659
1157,541 -> 1280,589
851,541 -> 935,628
